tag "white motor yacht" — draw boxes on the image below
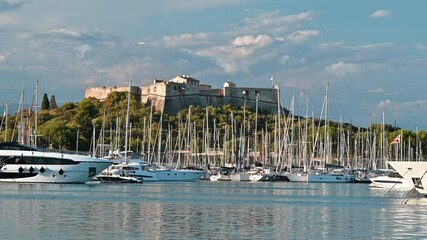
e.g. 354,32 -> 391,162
369,171 -> 413,190
145,162 -> 206,181
99,160 -> 205,182
97,162 -> 158,182
388,161 -> 427,196
0,142 -> 112,183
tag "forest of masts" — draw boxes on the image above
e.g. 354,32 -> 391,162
1,82 -> 426,171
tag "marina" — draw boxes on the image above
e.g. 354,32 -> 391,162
1,1 -> 427,239
1,181 -> 426,239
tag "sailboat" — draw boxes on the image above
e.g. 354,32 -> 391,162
307,83 -> 354,183
97,80 -> 146,183
286,92 -> 310,182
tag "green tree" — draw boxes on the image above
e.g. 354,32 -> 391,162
49,95 -> 58,109
39,118 -> 74,150
41,93 -> 49,110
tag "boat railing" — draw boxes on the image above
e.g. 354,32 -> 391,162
42,148 -> 93,157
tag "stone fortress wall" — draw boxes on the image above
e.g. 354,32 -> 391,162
85,75 -> 279,114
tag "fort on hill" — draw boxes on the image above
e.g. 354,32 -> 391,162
85,75 -> 280,114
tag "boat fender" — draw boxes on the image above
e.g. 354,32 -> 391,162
40,167 -> 45,173
29,166 -> 34,173
59,169 -> 64,175
18,166 -> 24,173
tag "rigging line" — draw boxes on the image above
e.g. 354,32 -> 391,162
402,169 -> 427,204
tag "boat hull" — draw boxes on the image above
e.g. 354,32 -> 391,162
97,175 -> 143,184
0,147 -> 112,183
286,173 -> 308,182
230,173 -> 250,181
369,175 -> 413,190
154,169 -> 205,181
0,162 -> 112,183
308,173 -> 354,183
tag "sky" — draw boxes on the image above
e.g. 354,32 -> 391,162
1,0 -> 427,130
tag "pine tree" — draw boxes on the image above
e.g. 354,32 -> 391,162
41,93 -> 49,110
49,95 -> 58,109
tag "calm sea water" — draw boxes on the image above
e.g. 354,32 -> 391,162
1,181 -> 426,240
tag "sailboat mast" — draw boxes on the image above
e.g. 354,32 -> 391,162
124,80 -> 131,163
381,111 -> 385,169
304,91 -> 309,172
34,80 -> 39,147
1,102 -> 8,142
20,89 -> 25,144
323,83 -> 329,168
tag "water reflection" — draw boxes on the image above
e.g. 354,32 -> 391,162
1,182 -> 427,239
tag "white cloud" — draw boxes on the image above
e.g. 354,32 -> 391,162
394,100 -> 427,111
5,0 -> 25,5
189,34 -> 274,74
368,87 -> 384,94
47,28 -> 82,37
74,44 -> 91,59
163,33 -> 211,47
287,30 -> 319,43
232,34 -> 272,47
0,52 -> 8,62
326,61 -> 360,78
315,42 -> 344,50
376,99 -> 392,109
0,13 -> 15,24
369,10 -> 392,18
241,11 -> 318,35
279,54 -> 290,65
415,44 -> 427,51
376,99 -> 427,112
345,42 -> 394,50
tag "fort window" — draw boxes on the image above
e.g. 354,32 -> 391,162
154,87 -> 157,92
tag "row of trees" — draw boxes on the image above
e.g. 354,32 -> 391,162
41,93 -> 58,110
0,91 -> 426,167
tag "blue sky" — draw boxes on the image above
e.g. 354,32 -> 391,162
1,0 -> 427,130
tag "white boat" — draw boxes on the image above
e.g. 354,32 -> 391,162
308,172 -> 355,183
98,162 -> 158,182
286,172 -> 308,182
152,167 -> 206,181
229,170 -> 250,181
306,84 -> 354,184
142,161 -> 206,181
388,161 -> 427,196
0,142 -> 112,183
247,167 -> 269,182
369,171 -> 413,190
99,160 -> 205,182
209,168 -> 231,181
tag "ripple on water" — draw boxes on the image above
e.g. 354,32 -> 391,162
1,182 -> 427,239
